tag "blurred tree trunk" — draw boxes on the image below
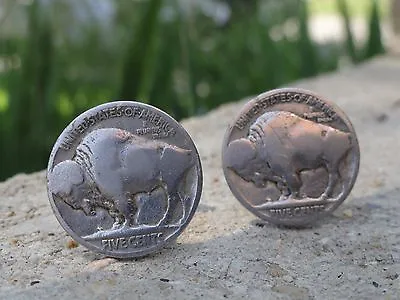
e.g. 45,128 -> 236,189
337,0 -> 359,63
8,0 -> 54,174
364,0 -> 385,59
298,1 -> 318,77
392,0 -> 400,34
390,0 -> 400,54
118,0 -> 162,101
225,0 -> 259,22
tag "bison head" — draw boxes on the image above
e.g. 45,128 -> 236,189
224,138 -> 273,188
48,160 -> 95,215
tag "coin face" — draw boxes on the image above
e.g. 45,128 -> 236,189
222,88 -> 360,226
47,101 -> 202,258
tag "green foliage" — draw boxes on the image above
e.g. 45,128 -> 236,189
337,0 -> 359,63
297,1 -> 318,78
337,0 -> 385,62
1,0 -> 55,177
118,0 -> 162,101
364,0 -> 385,59
0,0 -> 386,180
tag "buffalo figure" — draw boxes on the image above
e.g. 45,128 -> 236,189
48,128 -> 194,229
224,111 -> 353,201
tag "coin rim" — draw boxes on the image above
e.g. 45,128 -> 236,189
47,100 -> 203,258
222,87 -> 360,226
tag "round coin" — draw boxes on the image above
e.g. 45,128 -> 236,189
222,88 -> 360,226
47,101 -> 202,258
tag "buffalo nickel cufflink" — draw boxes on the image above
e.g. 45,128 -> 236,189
47,101 -> 202,258
222,88 -> 360,226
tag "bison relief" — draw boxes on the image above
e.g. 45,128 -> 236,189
48,128 -> 194,231
224,111 -> 353,203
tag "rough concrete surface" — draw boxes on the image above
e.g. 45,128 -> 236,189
1,56 -> 400,299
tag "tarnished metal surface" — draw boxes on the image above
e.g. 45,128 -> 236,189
47,101 -> 203,258
222,88 -> 360,226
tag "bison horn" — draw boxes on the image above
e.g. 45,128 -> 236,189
48,160 -> 84,196
224,138 -> 257,171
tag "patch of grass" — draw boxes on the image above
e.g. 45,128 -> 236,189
0,89 -> 8,112
308,0 -> 390,18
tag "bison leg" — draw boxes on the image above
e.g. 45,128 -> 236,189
111,214 -> 125,230
276,180 -> 290,201
108,209 -> 124,230
113,195 -> 135,228
158,190 -> 184,226
321,164 -> 340,200
284,172 -> 302,200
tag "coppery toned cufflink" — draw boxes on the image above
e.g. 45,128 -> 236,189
47,101 -> 202,258
222,88 -> 360,226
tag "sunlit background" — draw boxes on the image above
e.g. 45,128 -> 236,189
0,0 -> 392,180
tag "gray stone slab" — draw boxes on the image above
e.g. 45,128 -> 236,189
1,56 -> 400,299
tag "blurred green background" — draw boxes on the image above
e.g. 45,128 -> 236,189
0,0 -> 387,180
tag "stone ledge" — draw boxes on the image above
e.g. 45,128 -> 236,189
1,56 -> 400,299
